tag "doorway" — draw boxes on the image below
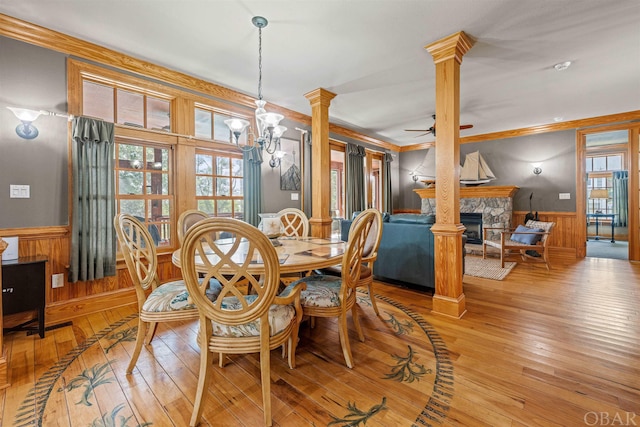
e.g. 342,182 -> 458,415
578,127 -> 631,260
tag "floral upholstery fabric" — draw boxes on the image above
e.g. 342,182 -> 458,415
286,275 -> 342,308
210,295 -> 295,338
142,279 -> 222,313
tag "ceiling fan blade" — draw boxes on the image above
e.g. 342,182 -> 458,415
460,124 -> 474,130
404,129 -> 430,132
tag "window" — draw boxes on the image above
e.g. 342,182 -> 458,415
195,150 -> 244,219
586,153 -> 624,216
83,80 -> 171,131
115,141 -> 174,247
194,106 -> 248,145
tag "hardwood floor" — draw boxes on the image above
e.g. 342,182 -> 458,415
1,256 -> 639,426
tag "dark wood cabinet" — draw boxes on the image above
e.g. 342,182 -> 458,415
2,256 -> 47,338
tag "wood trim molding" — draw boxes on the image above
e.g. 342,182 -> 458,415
414,185 -> 519,199
401,110 -> 640,152
0,226 -> 69,239
46,288 -> 137,326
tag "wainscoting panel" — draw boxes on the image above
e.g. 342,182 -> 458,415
513,211 -> 580,258
1,227 -> 180,327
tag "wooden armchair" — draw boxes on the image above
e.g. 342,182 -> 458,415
483,220 -> 555,270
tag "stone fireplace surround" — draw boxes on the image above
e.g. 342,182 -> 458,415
414,186 -> 519,242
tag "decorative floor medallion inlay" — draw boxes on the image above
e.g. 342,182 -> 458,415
13,293 -> 453,426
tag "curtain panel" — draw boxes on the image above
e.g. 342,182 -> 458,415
243,147 -> 264,227
383,152 -> 393,214
612,170 -> 628,227
345,143 -> 366,219
70,117 -> 116,282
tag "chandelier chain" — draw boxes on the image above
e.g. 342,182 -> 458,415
257,27 -> 263,101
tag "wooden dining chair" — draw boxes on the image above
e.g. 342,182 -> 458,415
177,209 -> 209,245
278,207 -> 309,237
180,217 -> 306,427
287,209 -> 377,368
114,214 -> 221,374
321,208 -> 383,315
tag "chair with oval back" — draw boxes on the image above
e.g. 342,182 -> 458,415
286,209 -> 377,368
114,213 -> 222,374
177,209 -> 209,245
181,217 -> 306,427
321,208 -> 384,315
278,207 -> 309,238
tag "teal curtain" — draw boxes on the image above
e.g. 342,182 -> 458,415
383,152 -> 393,213
612,170 -> 628,226
243,147 -> 263,227
70,117 -> 116,282
345,143 -> 366,219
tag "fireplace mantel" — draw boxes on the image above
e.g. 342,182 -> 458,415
414,185 -> 519,200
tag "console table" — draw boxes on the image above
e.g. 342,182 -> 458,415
586,213 -> 616,243
2,256 -> 47,338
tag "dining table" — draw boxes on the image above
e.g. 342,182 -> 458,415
172,236 -> 346,276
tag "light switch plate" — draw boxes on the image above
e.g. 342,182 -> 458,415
10,184 -> 30,198
559,193 -> 570,200
291,193 -> 299,201
52,273 -> 64,288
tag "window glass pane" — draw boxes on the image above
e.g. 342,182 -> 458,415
83,81 -> 114,122
196,154 -> 213,174
119,171 -> 143,195
592,157 -> 606,171
216,177 -> 230,196
196,177 -> 213,196
232,178 -> 243,196
232,158 -> 243,176
217,199 -> 232,216
147,96 -> 170,131
198,200 -> 215,215
146,172 -> 168,195
585,158 -> 592,172
607,155 -> 622,170
195,108 -> 212,139
217,156 -> 230,176
120,199 -> 145,217
214,114 -> 231,143
234,200 -> 244,219
117,89 -> 144,127
146,147 -> 168,171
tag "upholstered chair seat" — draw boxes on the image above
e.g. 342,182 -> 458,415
142,279 -> 222,314
210,295 -> 296,338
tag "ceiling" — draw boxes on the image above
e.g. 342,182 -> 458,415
1,1 -> 639,148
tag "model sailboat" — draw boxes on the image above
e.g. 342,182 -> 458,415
460,150 -> 496,185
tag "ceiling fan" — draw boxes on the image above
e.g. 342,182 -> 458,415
405,114 -> 473,137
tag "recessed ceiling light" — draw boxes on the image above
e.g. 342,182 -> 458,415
553,61 -> 572,71
554,117 -> 564,122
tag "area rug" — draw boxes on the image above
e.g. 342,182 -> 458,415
464,255 -> 516,280
9,291 -> 454,426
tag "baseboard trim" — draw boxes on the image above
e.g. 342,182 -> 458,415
46,289 -> 137,326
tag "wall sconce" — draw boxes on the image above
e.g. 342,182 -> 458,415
7,107 -> 44,139
532,162 -> 543,175
410,173 -> 420,182
7,107 -> 71,140
268,147 -> 286,169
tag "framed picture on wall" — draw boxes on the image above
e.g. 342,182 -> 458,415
279,138 -> 301,191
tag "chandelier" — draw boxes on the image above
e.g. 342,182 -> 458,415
224,16 -> 286,160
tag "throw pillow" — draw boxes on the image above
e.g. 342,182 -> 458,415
510,225 -> 544,245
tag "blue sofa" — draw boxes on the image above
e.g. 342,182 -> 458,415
341,213 -> 465,290
341,213 -> 436,289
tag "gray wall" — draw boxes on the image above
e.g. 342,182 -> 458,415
399,130 -> 578,213
0,37 -> 69,227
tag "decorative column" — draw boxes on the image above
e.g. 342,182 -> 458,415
304,88 -> 336,237
425,31 -> 474,318
0,238 -> 9,389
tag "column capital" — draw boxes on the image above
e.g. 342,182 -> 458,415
425,31 -> 475,64
304,88 -> 337,107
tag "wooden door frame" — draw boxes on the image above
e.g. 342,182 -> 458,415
576,123 -> 639,260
